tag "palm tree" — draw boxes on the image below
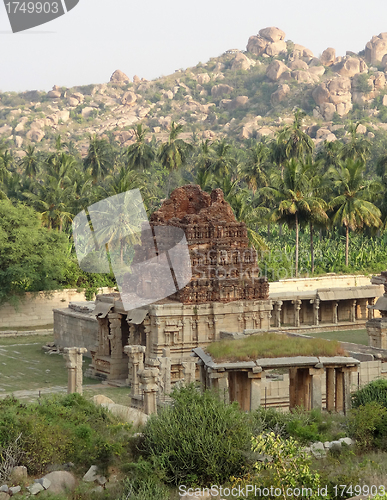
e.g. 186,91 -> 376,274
125,124 -> 155,172
158,122 -> 193,194
20,145 -> 40,178
210,139 -> 238,178
261,158 -> 321,277
328,158 -> 382,266
84,134 -> 114,184
340,122 -> 371,163
242,142 -> 270,194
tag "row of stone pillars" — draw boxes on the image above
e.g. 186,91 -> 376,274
272,298 -> 374,328
289,366 -> 356,413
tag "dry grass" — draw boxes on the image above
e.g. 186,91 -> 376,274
206,332 -> 345,363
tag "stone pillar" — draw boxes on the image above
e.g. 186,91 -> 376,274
98,318 -> 110,356
143,318 -> 151,358
333,302 -> 338,324
182,359 -> 197,385
335,369 -> 344,413
289,367 -> 311,411
292,300 -> 301,327
63,347 -> 87,395
159,348 -> 172,396
249,369 -> 265,411
367,299 -> 375,320
326,367 -> 335,412
216,372 -> 230,404
311,298 -> 320,326
124,345 -> 145,396
138,367 -> 159,415
274,301 -> 283,328
108,313 -> 122,359
350,300 -> 357,323
309,367 -> 324,410
342,366 -> 357,415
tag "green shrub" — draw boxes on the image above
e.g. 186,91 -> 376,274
0,394 -> 132,475
352,379 -> 387,408
142,384 -> 251,486
347,401 -> 387,450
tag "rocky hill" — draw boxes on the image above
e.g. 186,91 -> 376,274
2,26 -> 387,155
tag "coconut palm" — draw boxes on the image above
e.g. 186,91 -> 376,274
125,124 -> 155,172
261,158 -> 322,277
19,145 -> 40,178
158,122 -> 193,194
340,122 -> 371,163
242,142 -> 270,194
328,158 -> 382,266
210,139 -> 238,178
84,134 -> 114,183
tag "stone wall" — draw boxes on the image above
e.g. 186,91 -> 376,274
0,288 -> 113,329
53,307 -> 98,358
269,275 -> 373,295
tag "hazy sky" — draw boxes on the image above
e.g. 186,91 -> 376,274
1,0 -> 387,92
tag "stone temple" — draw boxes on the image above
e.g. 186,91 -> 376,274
55,185 -> 271,384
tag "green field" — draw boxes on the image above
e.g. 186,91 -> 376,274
307,329 -> 368,345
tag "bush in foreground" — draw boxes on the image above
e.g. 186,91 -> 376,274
141,384 -> 251,486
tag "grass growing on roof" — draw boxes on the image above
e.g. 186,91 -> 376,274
206,332 -> 345,362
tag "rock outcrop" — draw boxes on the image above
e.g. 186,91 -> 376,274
365,33 -> 387,64
110,70 -> 131,84
266,60 -> 291,81
247,27 -> 287,58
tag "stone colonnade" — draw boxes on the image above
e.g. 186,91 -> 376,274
193,348 -> 359,415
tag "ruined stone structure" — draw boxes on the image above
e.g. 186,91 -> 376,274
149,186 -> 269,304
83,185 -> 271,388
367,271 -> 387,348
192,346 -> 360,414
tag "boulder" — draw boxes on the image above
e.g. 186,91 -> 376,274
328,77 -> 352,94
26,129 -> 45,143
320,47 -> 336,66
231,53 -> 253,71
57,110 -> 70,123
292,44 -> 314,58
0,125 -> 12,137
312,84 -> 330,106
10,466 -> 27,483
102,403 -> 148,426
308,66 -> 325,77
110,70 -> 131,84
265,40 -> 287,57
27,483 -> 44,495
365,33 -> 387,64
72,92 -> 84,103
133,75 -> 141,84
42,471 -> 76,494
246,35 -> 267,56
266,60 -> 291,81
288,59 -> 309,70
256,127 -> 274,139
81,107 -> 94,118
374,72 -> 386,89
83,465 -> 99,482
0,493 -> 10,500
196,73 -> 210,84
121,91 -> 137,105
329,440 -> 342,452
383,95 -> 387,106
15,136 -> 23,148
211,84 -> 234,98
93,395 -> 115,405
382,54 -> 387,68
291,70 -> 314,84
320,102 -> 336,121
333,57 -> 361,78
271,84 -> 290,105
336,101 -> 352,116
339,437 -> 354,446
259,27 -> 285,43
68,97 -> 79,107
47,90 -> 61,99
310,442 -> 326,458
356,124 -> 367,134
9,486 -> 20,495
